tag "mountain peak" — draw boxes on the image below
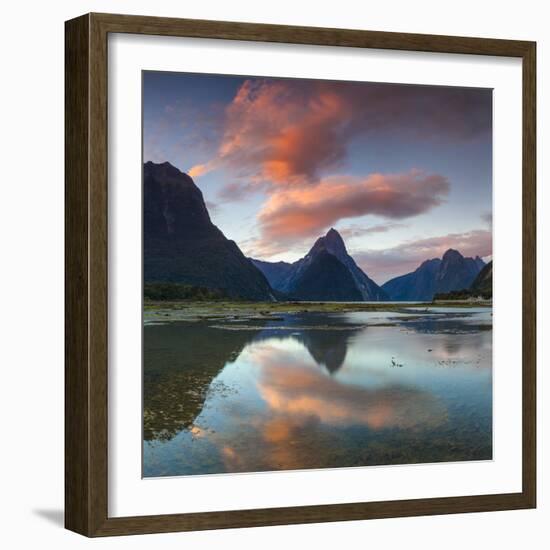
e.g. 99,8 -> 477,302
144,160 -> 197,187
442,248 -> 463,261
309,228 -> 346,257
383,248 -> 485,301
324,227 -> 345,248
145,159 -> 177,170
254,226 -> 388,301
143,161 -> 274,300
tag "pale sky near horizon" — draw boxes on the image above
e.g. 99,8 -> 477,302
143,71 -> 493,285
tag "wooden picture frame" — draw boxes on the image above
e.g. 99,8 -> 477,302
65,12 -> 536,537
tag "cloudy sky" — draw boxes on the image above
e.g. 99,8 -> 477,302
143,71 -> 492,284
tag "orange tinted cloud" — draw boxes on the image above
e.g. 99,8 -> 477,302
188,163 -> 212,178
184,78 -> 489,264
198,78 -> 490,190
257,170 -> 449,243
211,80 -> 353,186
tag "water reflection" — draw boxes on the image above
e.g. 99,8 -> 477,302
143,307 -> 493,476
143,323 -> 256,441
284,330 -> 359,373
256,349 -> 448,430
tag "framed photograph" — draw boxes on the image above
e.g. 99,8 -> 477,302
65,13 -> 536,537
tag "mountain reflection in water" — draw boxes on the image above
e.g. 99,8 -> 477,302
143,308 -> 492,477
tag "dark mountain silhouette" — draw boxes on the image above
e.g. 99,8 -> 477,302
381,258 -> 441,301
435,249 -> 484,293
144,161 -> 274,301
471,260 -> 492,295
382,249 -> 485,301
474,256 -> 486,271
250,259 -> 294,290
309,229 -> 388,300
288,250 -> 363,301
432,260 -> 493,301
252,228 -> 388,301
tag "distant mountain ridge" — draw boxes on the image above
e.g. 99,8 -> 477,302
252,228 -> 388,301
144,161 -> 275,301
382,249 -> 485,301
143,161 -> 487,304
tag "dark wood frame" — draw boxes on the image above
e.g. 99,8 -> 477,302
65,12 -> 537,537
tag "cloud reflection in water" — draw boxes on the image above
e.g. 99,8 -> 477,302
143,311 -> 493,476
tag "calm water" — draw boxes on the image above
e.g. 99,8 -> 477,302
143,307 -> 492,477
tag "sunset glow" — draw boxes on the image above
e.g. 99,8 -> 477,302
143,72 -> 492,283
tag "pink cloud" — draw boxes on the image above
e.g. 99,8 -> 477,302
190,78 -> 491,191
256,169 -> 449,244
183,78 -> 491,274
190,80 -> 354,186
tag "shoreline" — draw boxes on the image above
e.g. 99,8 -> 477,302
143,299 -> 492,324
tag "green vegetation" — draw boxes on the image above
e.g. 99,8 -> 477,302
144,282 -> 229,302
433,289 -> 491,301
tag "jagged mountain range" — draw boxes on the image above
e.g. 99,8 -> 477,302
252,228 -> 388,301
381,249 -> 485,301
144,161 -> 488,303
